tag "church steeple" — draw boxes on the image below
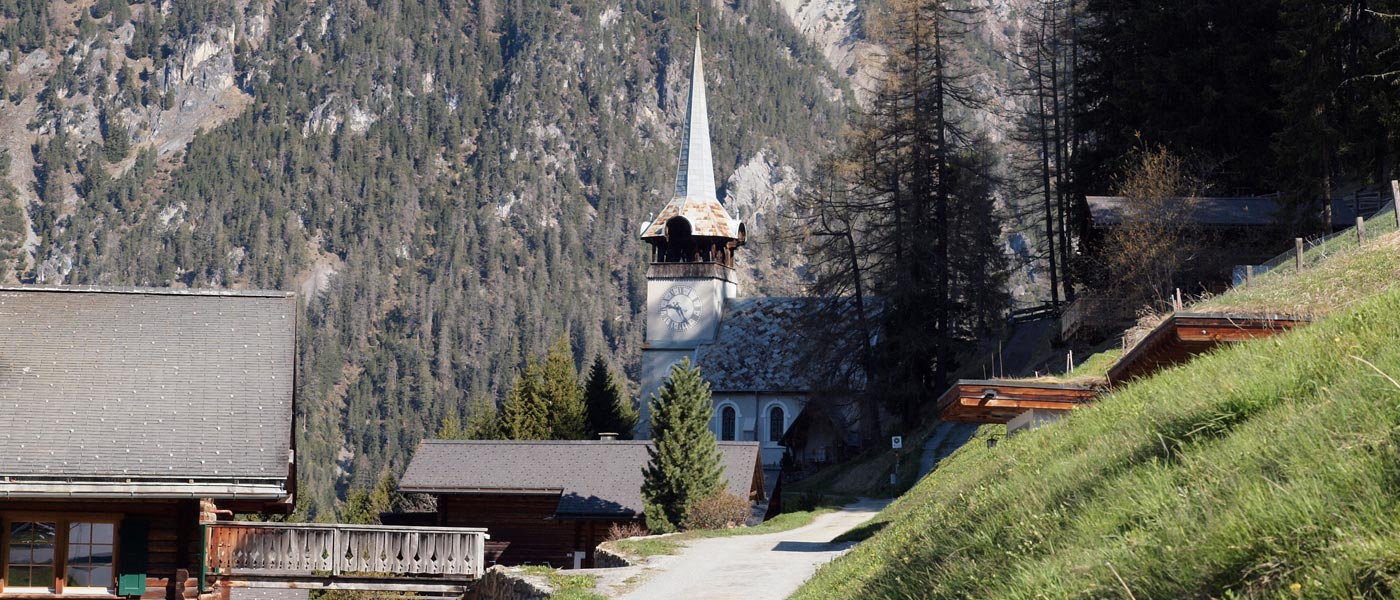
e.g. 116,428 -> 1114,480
673,31 -> 716,202
640,27 -> 744,267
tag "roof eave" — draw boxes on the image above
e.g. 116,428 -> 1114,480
0,479 -> 289,500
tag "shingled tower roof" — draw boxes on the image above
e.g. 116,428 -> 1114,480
641,32 -> 742,242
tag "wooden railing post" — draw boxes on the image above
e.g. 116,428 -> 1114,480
332,526 -> 342,577
1295,238 -> 1304,272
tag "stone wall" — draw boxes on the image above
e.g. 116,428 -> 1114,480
592,544 -> 633,569
472,566 -> 554,600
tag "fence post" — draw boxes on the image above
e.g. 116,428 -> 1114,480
1357,216 -> 1365,245
332,527 -> 342,577
1295,238 -> 1304,271
1246,265 -> 1253,288
1392,180 -> 1400,229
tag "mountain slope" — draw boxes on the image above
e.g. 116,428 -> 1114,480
0,0 -> 848,515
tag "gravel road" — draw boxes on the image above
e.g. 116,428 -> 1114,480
615,498 -> 888,600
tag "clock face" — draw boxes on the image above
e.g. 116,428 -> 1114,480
659,285 -> 702,331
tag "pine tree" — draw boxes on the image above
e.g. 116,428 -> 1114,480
499,358 -> 550,440
540,337 -> 587,439
464,395 -> 502,440
583,354 -> 637,439
641,358 -> 723,533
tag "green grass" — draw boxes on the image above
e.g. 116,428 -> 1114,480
518,566 -> 605,600
608,504 -> 847,559
1195,208 -> 1400,317
793,232 -> 1400,599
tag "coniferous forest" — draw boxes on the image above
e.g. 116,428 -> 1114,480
0,0 -> 848,518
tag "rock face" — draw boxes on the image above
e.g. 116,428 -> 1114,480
776,0 -> 885,98
0,0 -> 263,281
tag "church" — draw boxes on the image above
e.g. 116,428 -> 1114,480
634,30 -> 853,468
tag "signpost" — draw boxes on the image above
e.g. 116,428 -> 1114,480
890,436 -> 903,485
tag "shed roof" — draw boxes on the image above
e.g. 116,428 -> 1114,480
399,440 -> 763,518
1086,195 -> 1284,227
0,286 -> 296,498
1087,195 -> 1379,229
693,298 -> 819,392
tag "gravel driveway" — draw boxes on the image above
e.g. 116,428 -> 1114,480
614,498 -> 889,600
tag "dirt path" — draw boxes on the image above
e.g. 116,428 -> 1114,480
610,498 -> 888,599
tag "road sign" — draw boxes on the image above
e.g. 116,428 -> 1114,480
891,436 -> 903,449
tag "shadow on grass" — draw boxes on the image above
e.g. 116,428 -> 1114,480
830,520 -> 888,544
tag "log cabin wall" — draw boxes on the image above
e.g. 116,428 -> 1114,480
436,494 -> 628,569
0,499 -> 202,599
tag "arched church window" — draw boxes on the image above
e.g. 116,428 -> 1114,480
721,406 -> 736,441
768,405 -> 785,443
664,217 -> 694,262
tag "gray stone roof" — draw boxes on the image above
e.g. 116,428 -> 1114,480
399,440 -> 763,518
0,286 -> 296,487
693,298 -> 818,392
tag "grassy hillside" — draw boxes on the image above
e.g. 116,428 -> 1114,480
793,229 -> 1400,598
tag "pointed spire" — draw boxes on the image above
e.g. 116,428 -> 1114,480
673,30 -> 717,201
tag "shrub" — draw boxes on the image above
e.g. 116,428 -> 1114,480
605,521 -> 648,542
682,491 -> 751,531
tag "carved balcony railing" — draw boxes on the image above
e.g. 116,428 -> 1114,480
206,522 -> 489,583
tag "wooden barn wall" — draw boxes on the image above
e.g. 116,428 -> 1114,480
437,494 -> 628,569
0,499 -> 201,599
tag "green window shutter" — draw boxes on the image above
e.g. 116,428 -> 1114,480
116,519 -> 148,597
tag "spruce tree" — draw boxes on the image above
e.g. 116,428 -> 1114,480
500,358 -> 550,440
584,354 -> 638,439
641,358 -> 723,532
540,337 -> 587,439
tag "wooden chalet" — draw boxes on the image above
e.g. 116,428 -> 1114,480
936,379 -> 1100,434
396,440 -> 765,569
0,287 -> 297,599
1108,313 -> 1309,383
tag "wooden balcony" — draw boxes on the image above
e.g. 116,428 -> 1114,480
206,522 -> 488,594
1108,313 -> 1309,383
937,379 -> 1101,424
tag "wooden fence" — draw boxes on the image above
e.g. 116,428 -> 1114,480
207,522 -> 488,584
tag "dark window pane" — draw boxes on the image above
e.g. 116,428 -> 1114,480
11,522 -> 53,543
70,522 -> 92,544
67,566 -> 93,587
31,545 -> 55,565
721,406 -> 736,441
7,566 -> 30,587
30,565 -> 54,587
90,545 -> 114,565
89,565 -> 113,587
68,543 -> 94,563
92,524 -> 114,545
8,545 -> 31,564
769,406 -> 784,442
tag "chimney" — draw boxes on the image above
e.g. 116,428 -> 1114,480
598,432 -> 618,441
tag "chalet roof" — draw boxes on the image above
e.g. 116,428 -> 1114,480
399,440 -> 764,518
1107,312 -> 1308,383
0,286 -> 296,499
1087,194 -> 1381,229
693,298 -> 819,392
936,379 -> 1100,424
1086,195 -> 1284,227
639,33 -> 742,242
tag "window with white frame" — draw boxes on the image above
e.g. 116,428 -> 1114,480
768,405 -> 785,443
